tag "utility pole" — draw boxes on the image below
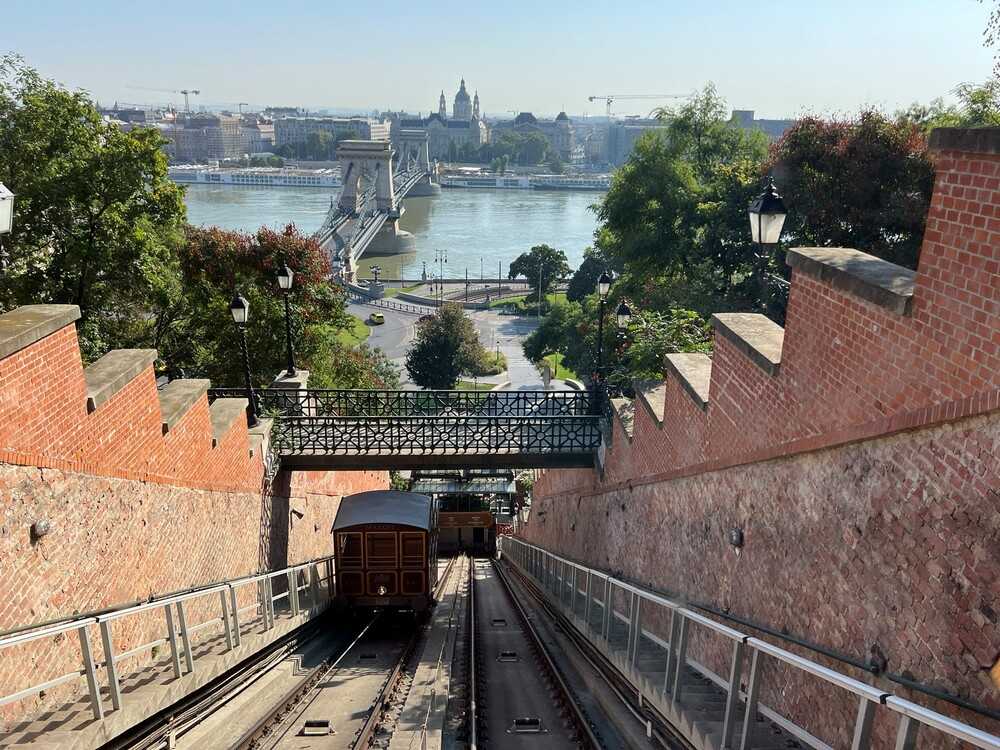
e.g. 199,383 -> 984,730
465,268 -> 469,302
538,255 -> 544,318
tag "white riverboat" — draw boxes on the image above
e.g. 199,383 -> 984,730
439,172 -> 609,191
169,166 -> 342,188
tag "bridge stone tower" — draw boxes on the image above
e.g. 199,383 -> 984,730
397,128 -> 440,197
337,140 -> 397,215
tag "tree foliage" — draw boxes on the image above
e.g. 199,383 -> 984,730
405,304 -> 488,389
0,57 -> 396,390
767,112 -> 934,269
566,247 -> 615,302
0,54 -> 186,359
508,244 -> 570,304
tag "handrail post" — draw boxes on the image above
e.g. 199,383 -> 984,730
722,639 -> 745,749
229,586 -> 242,647
98,619 -> 123,711
288,570 -> 300,616
629,594 -> 642,669
739,649 -> 763,750
77,625 -> 104,720
851,696 -> 877,750
219,590 -> 234,651
164,604 -> 182,679
176,601 -> 195,674
584,571 -> 593,630
265,577 -> 276,628
602,578 -> 612,641
327,559 -> 335,600
893,714 -> 919,750
664,609 -> 679,697
671,613 -> 689,703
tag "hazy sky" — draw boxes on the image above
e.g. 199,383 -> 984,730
4,0 -> 995,119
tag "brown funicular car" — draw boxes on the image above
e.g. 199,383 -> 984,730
332,490 -> 439,611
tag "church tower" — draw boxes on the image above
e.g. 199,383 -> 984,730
473,90 -> 480,120
438,90 -> 447,119
453,78 -> 473,121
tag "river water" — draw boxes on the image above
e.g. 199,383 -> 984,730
182,184 -> 603,279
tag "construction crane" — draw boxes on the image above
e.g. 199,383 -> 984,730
125,86 -> 201,112
238,102 -> 250,114
587,93 -> 690,118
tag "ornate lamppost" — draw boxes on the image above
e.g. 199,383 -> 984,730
591,271 -> 612,414
0,182 -> 14,268
277,264 -> 296,377
229,292 -> 259,428
748,176 -> 788,300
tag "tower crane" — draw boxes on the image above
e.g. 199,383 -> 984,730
125,86 -> 201,112
587,93 -> 690,118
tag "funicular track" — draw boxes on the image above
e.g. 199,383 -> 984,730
468,557 -> 604,749
112,557 -> 460,750
495,556 -> 692,750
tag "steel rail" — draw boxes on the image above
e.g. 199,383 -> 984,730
501,556 -> 692,750
107,617 -> 331,750
352,554 -> 462,749
231,617 -> 379,749
468,556 -> 478,750
490,559 -> 604,749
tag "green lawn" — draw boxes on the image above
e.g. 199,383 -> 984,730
334,315 -> 370,347
542,352 -> 578,381
456,380 -> 494,391
488,290 -> 566,311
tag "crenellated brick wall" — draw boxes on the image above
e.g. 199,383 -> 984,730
525,128 -> 1000,746
0,306 -> 388,726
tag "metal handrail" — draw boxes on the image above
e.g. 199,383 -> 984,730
0,555 -> 336,723
501,537 -> 1000,750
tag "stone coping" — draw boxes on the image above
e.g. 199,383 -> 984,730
158,379 -> 210,433
711,314 -> 783,376
929,126 -> 1000,155
786,247 -> 915,316
664,353 -> 712,410
84,349 -> 158,412
635,380 -> 667,426
248,417 -> 274,459
0,304 -> 80,359
210,398 -> 249,446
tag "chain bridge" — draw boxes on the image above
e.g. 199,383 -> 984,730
312,131 -> 437,281
208,388 -> 603,470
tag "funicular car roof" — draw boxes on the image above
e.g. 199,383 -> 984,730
333,490 -> 434,531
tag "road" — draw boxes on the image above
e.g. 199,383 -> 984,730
347,302 -> 561,391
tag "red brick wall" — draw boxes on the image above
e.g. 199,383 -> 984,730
525,133 -> 1000,744
0,307 -> 390,726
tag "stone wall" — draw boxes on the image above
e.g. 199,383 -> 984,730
523,128 -> 1000,746
0,305 -> 389,725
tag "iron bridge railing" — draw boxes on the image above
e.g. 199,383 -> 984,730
206,388 -> 600,460
207,388 -> 594,419
270,415 -> 602,456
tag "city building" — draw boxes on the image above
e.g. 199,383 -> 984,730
240,114 -> 274,153
399,79 -> 488,160
729,109 -> 797,140
162,113 -> 247,163
606,117 -> 669,166
490,111 -> 576,162
273,116 -> 390,150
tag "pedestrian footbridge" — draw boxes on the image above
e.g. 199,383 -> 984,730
207,388 -> 602,470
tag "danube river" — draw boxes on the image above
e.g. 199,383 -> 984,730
182,184 -> 602,278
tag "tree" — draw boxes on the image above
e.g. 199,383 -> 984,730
306,130 -> 333,160
508,244 -> 570,305
547,154 -> 565,174
160,224 -> 398,389
0,55 -> 186,359
405,304 -> 485,388
898,80 -> 1000,132
767,112 -> 934,269
566,247 -> 615,302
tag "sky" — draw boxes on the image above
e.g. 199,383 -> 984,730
4,0 -> 996,120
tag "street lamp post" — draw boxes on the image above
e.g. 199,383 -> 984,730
229,293 -> 259,428
748,176 -> 788,300
593,272 -> 612,414
616,300 -> 632,331
277,264 -> 296,377
0,182 -> 14,267
435,248 -> 448,305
